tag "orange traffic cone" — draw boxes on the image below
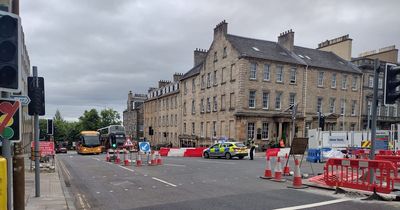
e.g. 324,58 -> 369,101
115,149 -> 121,164
260,155 -> 272,179
106,150 -> 110,162
150,152 -> 157,166
272,157 -> 286,182
283,153 -> 291,176
156,152 -> 163,165
288,159 -> 308,189
136,152 -> 142,167
124,149 -> 130,166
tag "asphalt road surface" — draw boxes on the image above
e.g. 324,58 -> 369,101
57,152 -> 400,210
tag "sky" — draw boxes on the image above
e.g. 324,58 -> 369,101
19,0 -> 400,121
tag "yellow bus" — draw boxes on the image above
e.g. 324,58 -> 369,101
77,131 -> 102,155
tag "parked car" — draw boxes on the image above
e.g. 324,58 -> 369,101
203,142 -> 248,159
55,145 -> 68,153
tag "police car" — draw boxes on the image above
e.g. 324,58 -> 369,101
203,142 -> 248,159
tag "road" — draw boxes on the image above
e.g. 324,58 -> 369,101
57,152 -> 400,210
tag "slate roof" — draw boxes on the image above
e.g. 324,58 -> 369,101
226,34 -> 361,74
181,62 -> 203,80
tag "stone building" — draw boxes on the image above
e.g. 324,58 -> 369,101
143,74 -> 182,147
179,21 -> 362,148
123,91 -> 147,139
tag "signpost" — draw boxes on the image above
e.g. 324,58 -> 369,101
374,130 -> 389,150
139,142 -> 150,153
30,141 -> 55,157
0,99 -> 21,143
9,95 -> 31,106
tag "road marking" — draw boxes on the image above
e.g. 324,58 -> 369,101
91,157 -> 100,161
164,163 -> 186,167
138,187 -> 143,190
59,159 -> 72,180
82,194 -> 91,209
124,188 -> 128,191
96,192 -> 100,194
152,177 -> 177,187
273,198 -> 351,210
109,190 -> 113,193
77,193 -> 88,210
117,165 -> 135,172
196,160 -> 236,165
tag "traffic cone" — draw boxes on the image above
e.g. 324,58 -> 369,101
105,150 -> 110,162
288,159 -> 308,189
272,157 -> 286,182
115,149 -> 121,164
283,153 -> 291,176
260,155 -> 272,179
136,152 -> 142,167
156,151 -> 163,165
150,152 -> 157,166
124,149 -> 130,166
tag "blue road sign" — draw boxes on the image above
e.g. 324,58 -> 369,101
139,142 -> 150,152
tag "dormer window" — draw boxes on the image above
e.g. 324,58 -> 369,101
223,47 -> 227,58
214,51 -> 218,62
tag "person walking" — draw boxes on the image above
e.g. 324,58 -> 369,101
249,140 -> 256,160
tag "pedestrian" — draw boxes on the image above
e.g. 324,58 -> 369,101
250,140 -> 256,160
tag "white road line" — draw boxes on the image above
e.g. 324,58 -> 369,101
59,159 -> 72,179
117,165 -> 135,172
91,157 -> 100,161
273,198 -> 351,210
164,163 -> 186,167
196,160 -> 236,165
152,177 -> 177,187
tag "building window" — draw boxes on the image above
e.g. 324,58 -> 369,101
213,70 -> 217,85
329,98 -> 335,113
223,47 -> 227,58
275,92 -> 282,110
184,81 -> 187,94
378,77 -> 383,89
262,122 -> 269,139
385,105 -> 389,116
230,64 -> 235,81
192,122 -> 195,135
201,75 -> 205,89
341,75 -> 347,89
368,76 -> 373,88
221,94 -> 226,110
289,93 -> 296,107
290,68 -> 296,84
247,123 -> 255,139
214,51 -> 217,62
262,92 -> 269,109
200,122 -> 204,137
352,76 -> 357,90
351,100 -> 356,116
175,114 -> 177,126
318,72 -> 324,87
221,67 -> 226,84
183,101 -> 187,115
249,90 -> 256,108
205,97 -> 210,112
331,73 -> 337,88
263,64 -> 270,81
250,62 -> 257,80
276,65 -> 283,83
192,78 -> 196,92
166,116 -> 169,126
317,97 -> 323,113
207,73 -> 211,87
340,99 -> 346,115
377,102 -> 381,116
213,96 -> 217,112
183,123 -> 186,134
212,121 -> 217,137
230,92 -> 235,109
367,100 -> 371,115
191,100 -> 195,114
201,98 -> 205,113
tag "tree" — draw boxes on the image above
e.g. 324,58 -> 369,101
39,119 -> 47,140
53,109 -> 67,142
79,109 -> 101,131
99,108 -> 121,128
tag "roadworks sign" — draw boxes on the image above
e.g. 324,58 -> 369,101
123,138 -> 134,147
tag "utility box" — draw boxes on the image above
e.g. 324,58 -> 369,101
0,156 -> 7,210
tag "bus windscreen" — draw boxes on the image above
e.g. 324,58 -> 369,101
83,136 -> 100,146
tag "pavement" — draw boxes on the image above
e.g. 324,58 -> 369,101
24,154 -> 75,210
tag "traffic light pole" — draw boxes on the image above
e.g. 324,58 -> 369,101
33,66 -> 40,197
369,59 -> 380,183
1,92 -> 13,210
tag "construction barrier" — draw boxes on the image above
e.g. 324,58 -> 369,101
324,158 -> 397,194
159,148 -> 170,156
184,147 -> 207,157
306,148 -> 331,163
266,148 -> 280,157
375,155 -> 400,169
378,150 -> 395,156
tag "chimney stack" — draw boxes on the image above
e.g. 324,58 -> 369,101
278,29 -> 294,51
193,48 -> 207,67
213,20 -> 228,39
158,80 -> 171,88
173,73 -> 183,82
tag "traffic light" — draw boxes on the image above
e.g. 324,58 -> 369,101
384,64 -> 400,105
47,119 -> 53,135
28,77 -> 45,116
0,11 -> 20,92
111,134 -> 117,148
